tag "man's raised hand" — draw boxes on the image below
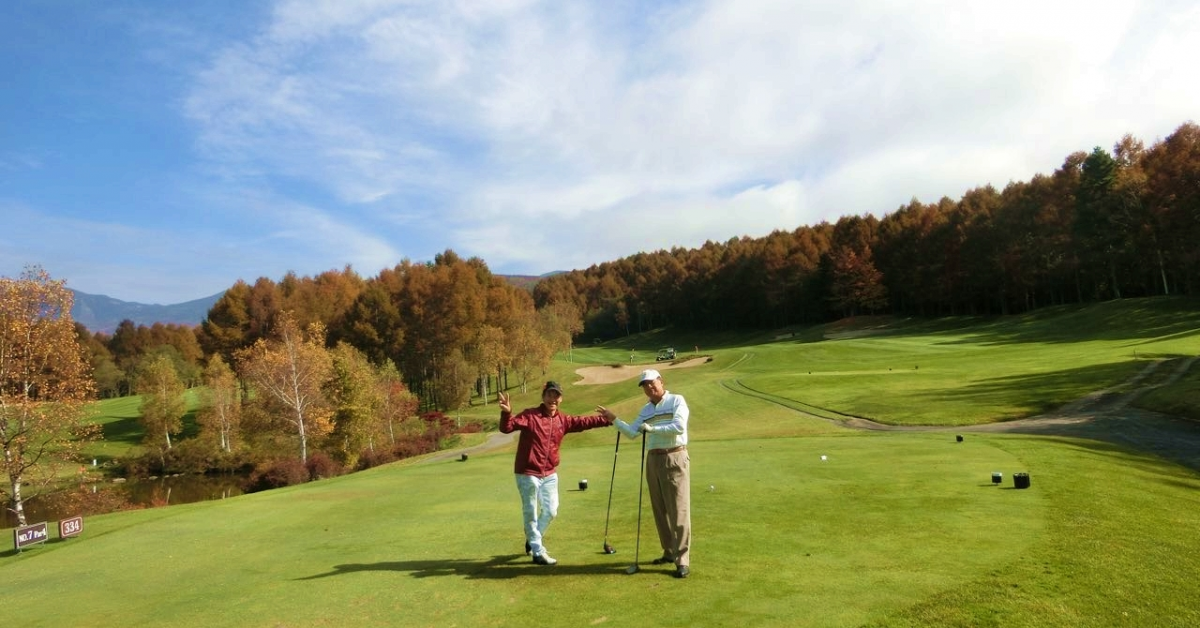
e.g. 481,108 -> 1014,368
498,391 -> 510,413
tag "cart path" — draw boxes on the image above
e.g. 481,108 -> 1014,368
722,356 -> 1200,473
800,356 -> 1200,473
421,430 -> 516,464
955,356 -> 1200,472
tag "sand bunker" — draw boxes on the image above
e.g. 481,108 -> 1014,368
572,356 -> 710,386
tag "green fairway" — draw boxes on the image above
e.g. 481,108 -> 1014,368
4,297 -> 1200,627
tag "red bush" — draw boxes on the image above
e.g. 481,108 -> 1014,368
457,420 -> 485,434
392,435 -> 439,460
357,449 -> 397,470
305,451 -> 344,480
247,458 -> 308,491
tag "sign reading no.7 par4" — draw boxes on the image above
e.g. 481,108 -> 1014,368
14,522 -> 49,551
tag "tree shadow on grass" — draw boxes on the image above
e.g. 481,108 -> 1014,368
101,416 -> 144,446
990,431 -> 1200,481
297,553 -> 637,581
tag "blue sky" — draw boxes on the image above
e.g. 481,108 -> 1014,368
3,1 -> 1198,305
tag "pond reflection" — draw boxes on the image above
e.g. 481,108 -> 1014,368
3,474 -> 247,529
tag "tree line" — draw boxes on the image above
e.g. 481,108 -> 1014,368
532,122 -> 1200,336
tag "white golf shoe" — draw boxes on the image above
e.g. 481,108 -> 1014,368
532,552 -> 558,566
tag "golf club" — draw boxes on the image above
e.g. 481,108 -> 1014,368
603,431 -> 620,554
625,433 -> 647,575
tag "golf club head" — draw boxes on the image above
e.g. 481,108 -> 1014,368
603,543 -> 616,554
625,564 -> 639,575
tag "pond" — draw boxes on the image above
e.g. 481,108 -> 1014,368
3,473 -> 247,530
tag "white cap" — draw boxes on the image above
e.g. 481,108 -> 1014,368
637,369 -> 662,385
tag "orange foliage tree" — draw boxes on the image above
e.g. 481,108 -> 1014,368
0,267 -> 98,526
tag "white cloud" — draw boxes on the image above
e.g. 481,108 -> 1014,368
178,0 -> 1200,283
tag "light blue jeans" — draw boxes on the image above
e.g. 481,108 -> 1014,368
515,473 -> 559,556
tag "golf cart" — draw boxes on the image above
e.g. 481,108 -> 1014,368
656,347 -> 676,361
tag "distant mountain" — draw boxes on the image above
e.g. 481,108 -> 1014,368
501,271 -> 564,291
71,290 -> 224,334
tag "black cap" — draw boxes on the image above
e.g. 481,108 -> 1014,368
543,381 -> 563,395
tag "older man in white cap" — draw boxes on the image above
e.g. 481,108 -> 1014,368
599,368 -> 692,578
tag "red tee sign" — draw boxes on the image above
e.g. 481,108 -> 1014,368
14,522 -> 49,550
60,516 -> 84,538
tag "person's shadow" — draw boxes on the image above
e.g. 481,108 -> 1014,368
298,553 -> 633,580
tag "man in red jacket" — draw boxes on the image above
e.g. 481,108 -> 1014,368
499,381 -> 612,565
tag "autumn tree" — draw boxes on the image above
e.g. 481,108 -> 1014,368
328,342 -> 384,468
495,300 -> 569,396
136,354 -> 187,466
1142,122 -> 1200,295
1,267 -> 98,526
828,246 -> 888,317
77,323 -> 123,398
472,324 -> 506,403
236,312 -> 334,463
197,354 -> 241,453
280,266 -> 364,331
434,348 -> 475,412
198,279 -> 252,362
508,308 -> 551,393
335,278 -> 405,365
539,300 -> 583,353
105,319 -> 147,394
375,360 -> 418,448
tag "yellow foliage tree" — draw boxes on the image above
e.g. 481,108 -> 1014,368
136,354 -> 186,467
375,359 -> 417,448
0,267 -> 98,526
197,355 -> 241,453
329,341 -> 383,468
236,312 -> 334,462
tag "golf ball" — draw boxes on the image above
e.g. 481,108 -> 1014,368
709,485 -> 715,491
820,455 -> 827,461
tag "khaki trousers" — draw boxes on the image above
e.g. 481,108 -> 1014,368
646,448 -> 691,567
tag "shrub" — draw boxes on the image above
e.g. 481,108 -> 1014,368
392,434 -> 439,460
305,451 -> 344,480
117,453 -> 156,479
457,420 -> 485,434
246,458 -> 308,492
162,439 -> 217,475
420,411 -> 456,430
356,449 -> 397,470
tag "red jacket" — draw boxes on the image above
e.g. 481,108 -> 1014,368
500,405 -> 611,477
